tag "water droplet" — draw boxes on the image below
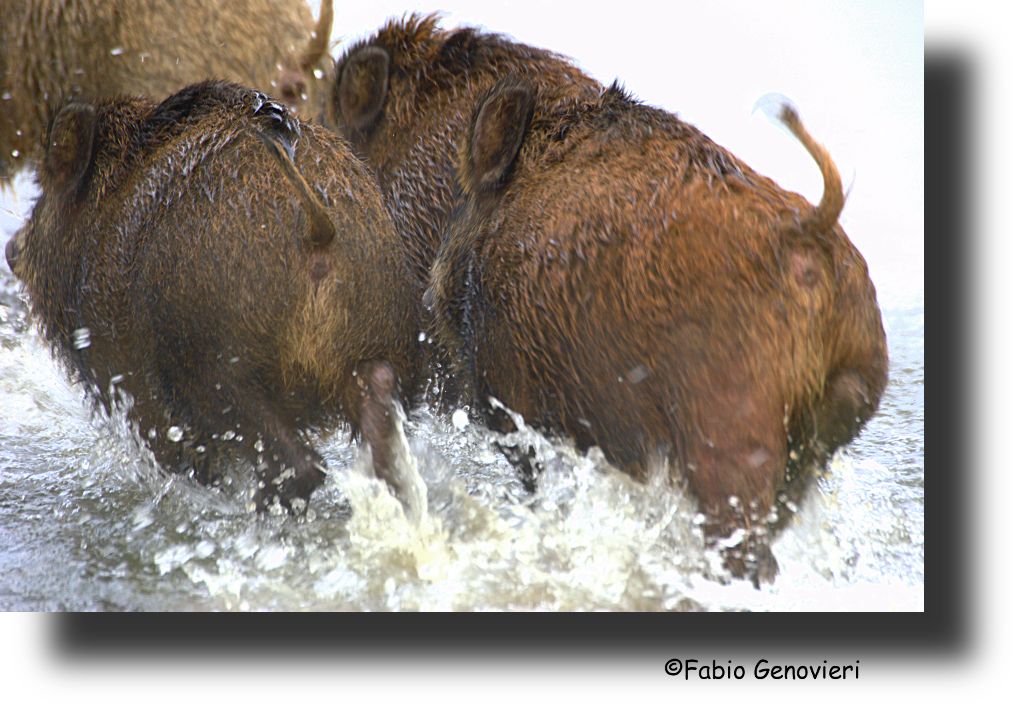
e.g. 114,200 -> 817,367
11,149 -> 19,158
625,365 -> 650,384
109,47 -> 124,56
147,428 -> 157,440
2,92 -> 11,100
452,409 -> 469,431
223,430 -> 236,440
72,327 -> 91,350
195,445 -> 206,454
254,439 -> 264,453
166,426 -> 184,443
417,332 -> 427,342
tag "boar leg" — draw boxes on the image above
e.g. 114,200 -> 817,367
808,368 -> 879,462
187,387 -> 326,513
248,414 -> 327,514
698,487 -> 781,588
482,403 -> 542,493
682,382 -> 787,588
355,360 -> 426,522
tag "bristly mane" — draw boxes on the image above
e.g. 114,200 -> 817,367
377,12 -> 445,50
340,12 -> 444,70
343,12 -> 580,87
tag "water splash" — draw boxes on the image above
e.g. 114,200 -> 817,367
0,223 -> 923,610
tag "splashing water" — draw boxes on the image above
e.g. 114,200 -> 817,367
0,174 -> 922,611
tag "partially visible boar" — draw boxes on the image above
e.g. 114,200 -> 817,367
325,15 -> 887,584
427,77 -> 888,585
327,14 -> 601,290
1,0 -> 334,185
6,80 -> 423,513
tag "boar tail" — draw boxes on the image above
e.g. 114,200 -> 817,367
299,0 -> 335,72
255,130 -> 335,247
757,95 -> 845,232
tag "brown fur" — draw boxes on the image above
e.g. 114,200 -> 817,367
1,0 -> 335,185
9,80 -> 422,511
327,14 -> 602,291
431,78 -> 888,585
327,17 -> 887,585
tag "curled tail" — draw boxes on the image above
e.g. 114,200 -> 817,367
251,99 -> 335,247
756,94 -> 845,232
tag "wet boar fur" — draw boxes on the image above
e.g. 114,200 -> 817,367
327,14 -> 602,291
1,0 -> 335,185
429,76 -> 888,584
329,15 -> 887,584
11,80 -> 422,511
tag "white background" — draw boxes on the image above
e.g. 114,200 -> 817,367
1,0 -> 1013,707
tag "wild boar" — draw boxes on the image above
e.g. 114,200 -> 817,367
5,80 -> 423,514
426,76 -> 888,585
1,0 -> 334,185
326,15 -> 887,585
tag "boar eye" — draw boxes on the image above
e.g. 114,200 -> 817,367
44,102 -> 97,193
463,79 -> 535,195
336,46 -> 390,131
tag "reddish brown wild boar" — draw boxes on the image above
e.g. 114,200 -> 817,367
426,77 -> 888,585
326,15 -> 887,585
1,0 -> 335,185
5,80 -> 423,513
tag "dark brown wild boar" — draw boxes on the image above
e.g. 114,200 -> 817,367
426,76 -> 888,585
5,80 -> 423,515
327,15 -> 887,584
327,14 -> 602,291
1,0 -> 334,185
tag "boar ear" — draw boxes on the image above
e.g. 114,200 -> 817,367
335,46 -> 390,130
43,102 -> 97,191
463,79 -> 535,195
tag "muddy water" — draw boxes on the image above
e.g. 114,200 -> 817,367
0,173 -> 923,612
